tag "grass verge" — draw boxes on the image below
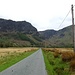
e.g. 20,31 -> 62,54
42,50 -> 56,75
42,50 -> 71,75
0,50 -> 36,72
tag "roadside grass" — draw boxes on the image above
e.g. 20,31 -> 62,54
42,51 -> 56,75
42,50 -> 71,75
0,50 -> 37,72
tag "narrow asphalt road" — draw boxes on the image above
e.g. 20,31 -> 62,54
0,49 -> 47,75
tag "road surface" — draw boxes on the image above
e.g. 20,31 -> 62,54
0,49 -> 47,75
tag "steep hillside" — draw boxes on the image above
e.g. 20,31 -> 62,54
0,18 -> 42,47
39,30 -> 57,39
0,18 -> 74,48
40,25 -> 73,47
0,18 -> 37,34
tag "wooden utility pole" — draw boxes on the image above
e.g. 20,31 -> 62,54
71,4 -> 75,52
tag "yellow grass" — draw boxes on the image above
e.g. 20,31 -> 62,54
0,47 -> 38,57
42,48 -> 74,53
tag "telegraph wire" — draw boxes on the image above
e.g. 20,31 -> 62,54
58,9 -> 71,29
58,4 -> 75,29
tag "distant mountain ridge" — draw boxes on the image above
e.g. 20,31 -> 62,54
40,25 -> 73,47
39,30 -> 57,39
0,18 -> 74,48
0,18 -> 38,34
0,18 -> 41,47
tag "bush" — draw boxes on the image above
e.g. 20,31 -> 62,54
61,52 -> 74,62
53,52 -> 59,58
70,59 -> 75,71
54,66 -> 64,75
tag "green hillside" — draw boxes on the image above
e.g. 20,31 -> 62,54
0,18 -> 74,48
41,25 -> 73,48
0,18 -> 42,47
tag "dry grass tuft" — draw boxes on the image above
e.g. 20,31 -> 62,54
61,51 -> 74,62
0,47 -> 38,57
70,59 -> 75,71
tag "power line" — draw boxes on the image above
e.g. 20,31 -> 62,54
58,9 -> 71,29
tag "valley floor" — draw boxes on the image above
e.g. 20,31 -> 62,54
0,49 -> 47,75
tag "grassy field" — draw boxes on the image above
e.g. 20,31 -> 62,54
0,47 -> 38,72
42,48 -> 75,75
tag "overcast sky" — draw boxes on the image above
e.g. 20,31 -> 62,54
0,0 -> 75,31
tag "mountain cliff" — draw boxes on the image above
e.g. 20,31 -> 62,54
0,18 -> 74,48
0,18 -> 38,34
40,25 -> 73,47
0,18 -> 42,47
39,30 -> 57,39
